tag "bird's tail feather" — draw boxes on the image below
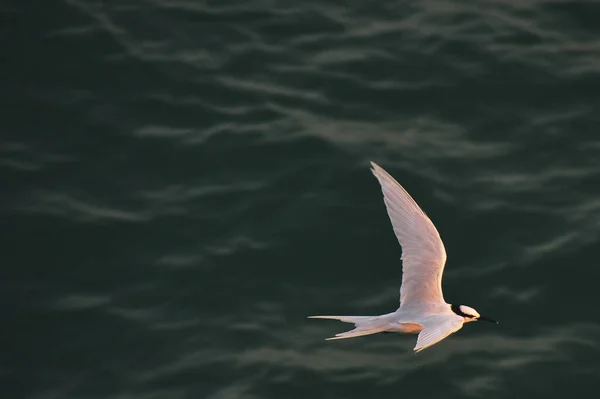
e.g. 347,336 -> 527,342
308,315 -> 390,340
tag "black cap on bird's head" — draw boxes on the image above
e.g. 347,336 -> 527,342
451,304 -> 498,324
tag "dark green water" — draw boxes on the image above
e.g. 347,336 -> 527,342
3,0 -> 600,398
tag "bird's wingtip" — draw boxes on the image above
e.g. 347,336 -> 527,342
369,161 -> 382,174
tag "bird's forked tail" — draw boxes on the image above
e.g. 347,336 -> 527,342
308,315 -> 391,340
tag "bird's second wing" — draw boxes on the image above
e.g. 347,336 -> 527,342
370,161 -> 447,307
414,315 -> 464,352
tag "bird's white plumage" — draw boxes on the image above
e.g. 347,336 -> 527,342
369,161 -> 447,307
309,161 -> 494,352
413,315 -> 464,352
458,305 -> 480,319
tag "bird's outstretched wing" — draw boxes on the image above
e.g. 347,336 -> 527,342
370,161 -> 448,307
414,315 -> 464,352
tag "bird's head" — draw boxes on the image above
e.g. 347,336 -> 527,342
451,304 -> 498,324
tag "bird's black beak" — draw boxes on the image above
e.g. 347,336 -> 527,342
478,315 -> 498,324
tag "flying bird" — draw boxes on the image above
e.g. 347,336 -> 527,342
309,161 -> 497,352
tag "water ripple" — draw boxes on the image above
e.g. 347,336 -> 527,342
8,0 -> 600,398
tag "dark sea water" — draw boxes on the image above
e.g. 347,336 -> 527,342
3,0 -> 600,398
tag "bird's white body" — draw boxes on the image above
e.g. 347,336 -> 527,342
309,162 -> 496,353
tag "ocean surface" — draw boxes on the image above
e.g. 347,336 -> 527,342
3,0 -> 600,398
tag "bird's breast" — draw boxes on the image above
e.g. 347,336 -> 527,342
390,322 -> 424,334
